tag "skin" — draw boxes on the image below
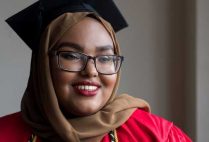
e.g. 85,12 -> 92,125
50,17 -> 117,117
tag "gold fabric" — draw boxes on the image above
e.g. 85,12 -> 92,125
21,12 -> 150,142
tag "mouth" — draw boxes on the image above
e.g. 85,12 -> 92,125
72,81 -> 101,96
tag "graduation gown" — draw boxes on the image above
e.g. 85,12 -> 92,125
0,109 -> 192,142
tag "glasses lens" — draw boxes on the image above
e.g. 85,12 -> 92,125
96,55 -> 122,74
57,51 -> 123,74
58,52 -> 86,71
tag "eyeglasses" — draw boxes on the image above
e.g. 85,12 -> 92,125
53,51 -> 124,75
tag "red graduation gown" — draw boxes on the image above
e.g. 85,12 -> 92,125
0,109 -> 192,142
101,109 -> 192,142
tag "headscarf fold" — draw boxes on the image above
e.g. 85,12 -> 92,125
21,12 -> 150,142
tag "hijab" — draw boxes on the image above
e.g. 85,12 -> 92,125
21,12 -> 150,142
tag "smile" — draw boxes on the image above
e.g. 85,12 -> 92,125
72,81 -> 101,96
75,85 -> 98,91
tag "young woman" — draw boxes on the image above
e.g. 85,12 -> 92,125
0,0 -> 192,141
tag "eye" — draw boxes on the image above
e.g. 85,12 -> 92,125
97,56 -> 113,63
60,52 -> 81,61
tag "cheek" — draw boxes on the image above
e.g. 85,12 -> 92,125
100,74 -> 117,96
51,71 -> 75,95
50,59 -> 74,97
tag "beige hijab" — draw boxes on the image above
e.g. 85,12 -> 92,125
21,12 -> 150,142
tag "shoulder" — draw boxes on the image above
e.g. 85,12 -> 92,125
129,109 -> 173,132
0,112 -> 32,142
116,109 -> 192,142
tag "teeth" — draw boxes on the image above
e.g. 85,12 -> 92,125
76,85 -> 98,91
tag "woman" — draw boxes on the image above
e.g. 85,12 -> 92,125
0,0 -> 191,142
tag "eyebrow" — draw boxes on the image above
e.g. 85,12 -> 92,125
57,42 -> 83,51
57,42 -> 114,52
96,45 -> 114,52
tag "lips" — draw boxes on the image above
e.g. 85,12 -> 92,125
72,81 -> 101,96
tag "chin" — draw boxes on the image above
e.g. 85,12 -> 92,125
73,108 -> 100,117
62,106 -> 101,118
70,101 -> 106,117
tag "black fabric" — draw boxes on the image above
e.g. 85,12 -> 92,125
5,0 -> 128,51
6,2 -> 41,52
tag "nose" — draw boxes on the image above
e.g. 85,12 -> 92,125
80,59 -> 98,77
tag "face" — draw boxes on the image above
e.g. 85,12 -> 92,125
50,17 -> 117,117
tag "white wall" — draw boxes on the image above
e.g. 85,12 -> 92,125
0,0 -> 33,116
196,0 -> 209,141
115,0 -> 170,118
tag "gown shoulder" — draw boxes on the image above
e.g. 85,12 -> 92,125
0,112 -> 32,142
102,109 -> 192,142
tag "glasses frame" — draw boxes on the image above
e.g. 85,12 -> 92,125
51,51 -> 124,75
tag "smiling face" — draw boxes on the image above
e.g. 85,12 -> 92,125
50,17 -> 117,117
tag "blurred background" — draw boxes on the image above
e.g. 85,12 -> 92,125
0,0 -> 209,141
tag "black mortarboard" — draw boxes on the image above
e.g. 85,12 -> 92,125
5,0 -> 128,51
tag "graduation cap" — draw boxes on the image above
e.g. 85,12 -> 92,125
5,0 -> 128,51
